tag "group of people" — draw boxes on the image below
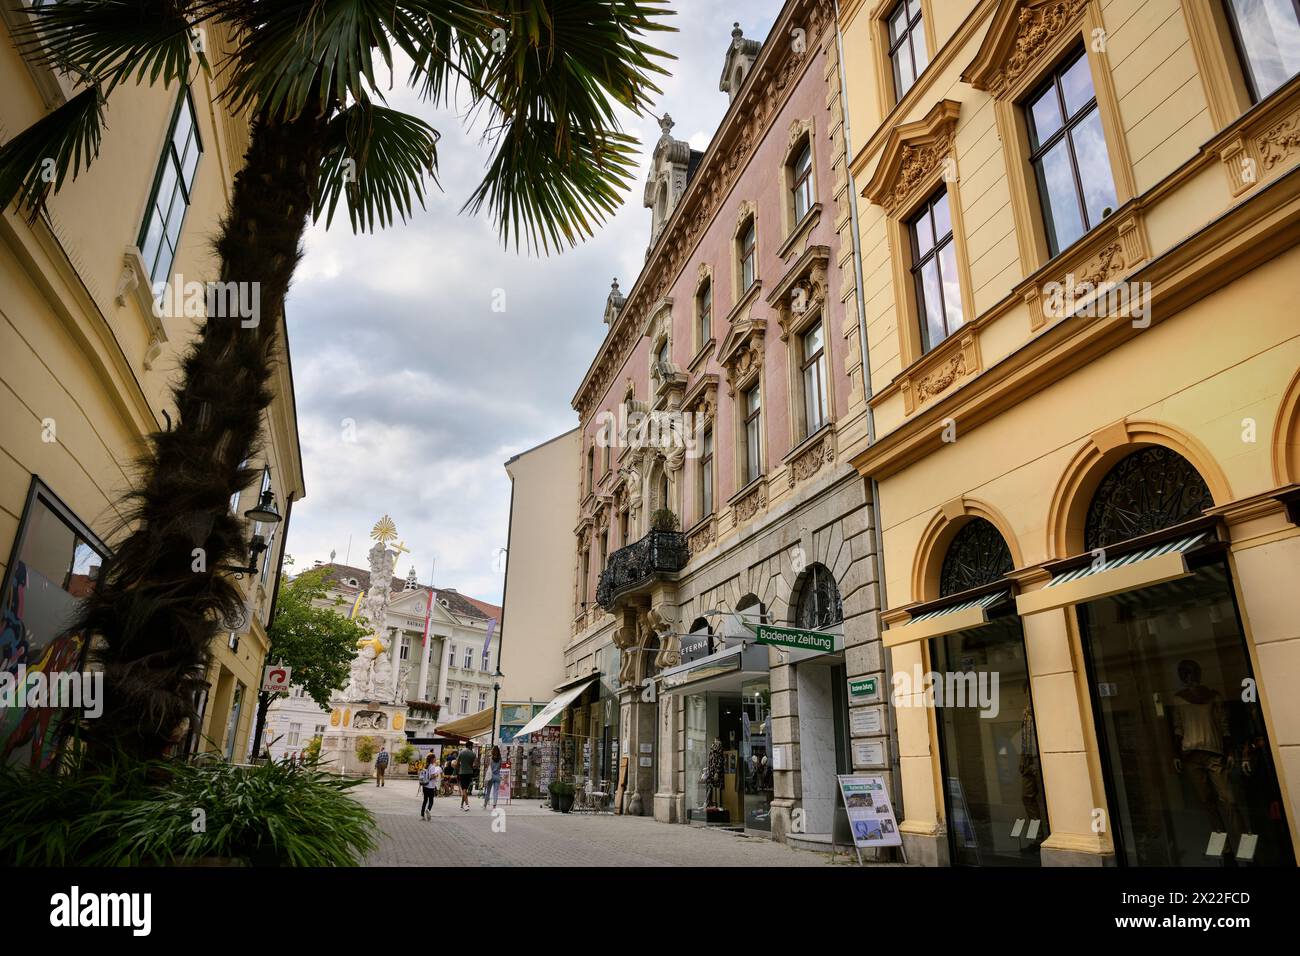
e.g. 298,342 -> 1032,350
413,743 -> 504,820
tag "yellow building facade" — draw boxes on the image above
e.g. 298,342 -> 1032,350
840,0 -> 1300,866
0,12 -> 303,765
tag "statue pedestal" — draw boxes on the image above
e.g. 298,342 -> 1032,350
322,700 -> 411,776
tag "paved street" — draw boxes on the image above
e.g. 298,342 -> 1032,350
355,778 -> 846,867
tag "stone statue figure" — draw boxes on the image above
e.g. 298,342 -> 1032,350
340,518 -> 401,703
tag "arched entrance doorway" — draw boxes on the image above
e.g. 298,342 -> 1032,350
1073,447 -> 1293,866
927,518 -> 1048,866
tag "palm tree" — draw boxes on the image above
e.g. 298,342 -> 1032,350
0,0 -> 671,761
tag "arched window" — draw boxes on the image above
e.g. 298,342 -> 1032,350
689,616 -> 712,635
1084,447 -> 1213,550
938,518 -> 1013,597
736,594 -> 768,629
794,564 -> 843,630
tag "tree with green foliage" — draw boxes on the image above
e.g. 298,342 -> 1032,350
0,0 -> 672,762
250,567 -> 369,759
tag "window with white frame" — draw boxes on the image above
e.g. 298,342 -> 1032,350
138,89 -> 203,288
463,647 -> 474,670
460,689 -> 469,714
800,320 -> 829,437
743,384 -> 763,485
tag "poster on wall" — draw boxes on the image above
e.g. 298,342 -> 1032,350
837,774 -> 902,848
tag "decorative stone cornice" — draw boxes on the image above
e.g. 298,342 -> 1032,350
683,373 -> 720,421
962,0 -> 1089,98
716,315 -> 767,396
572,0 -> 836,420
862,99 -> 961,216
687,515 -> 717,556
731,477 -> 769,524
767,244 -> 831,340
899,331 -> 981,415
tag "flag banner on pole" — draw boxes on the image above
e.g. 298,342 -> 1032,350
421,588 -> 434,647
481,618 -> 496,663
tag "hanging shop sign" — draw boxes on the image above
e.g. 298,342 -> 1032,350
679,632 -> 713,663
838,774 -> 902,848
754,624 -> 840,654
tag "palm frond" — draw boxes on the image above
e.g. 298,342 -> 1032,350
463,120 -> 639,253
316,101 -> 440,232
0,86 -> 106,218
16,0 -> 205,95
449,0 -> 675,252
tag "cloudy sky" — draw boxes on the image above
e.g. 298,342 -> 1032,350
282,1 -> 784,603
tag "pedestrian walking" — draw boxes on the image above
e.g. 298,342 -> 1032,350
457,741 -> 477,811
482,745 -> 503,809
375,746 -> 390,787
443,752 -> 457,796
418,760 -> 441,820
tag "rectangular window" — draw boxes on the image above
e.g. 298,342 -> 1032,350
463,648 -> 474,670
287,723 -> 301,747
482,647 -> 490,670
228,631 -> 239,653
229,457 -> 248,514
399,636 -> 411,661
698,280 -> 712,348
581,550 -> 590,606
909,187 -> 964,353
620,510 -> 630,547
801,320 -> 829,436
460,690 -> 469,714
1025,47 -> 1118,257
700,426 -> 714,517
888,0 -> 929,101
448,644 -> 456,667
600,532 -> 608,570
138,90 -> 203,288
744,385 -> 763,485
792,142 -> 813,222
1226,0 -> 1300,102
740,220 -> 757,292
478,691 -> 487,711
587,447 -> 595,493
313,724 -> 325,737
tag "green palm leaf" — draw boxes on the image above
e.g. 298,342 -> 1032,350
0,85 -> 106,217
316,100 -> 441,232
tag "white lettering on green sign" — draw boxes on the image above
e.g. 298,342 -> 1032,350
755,625 -> 835,654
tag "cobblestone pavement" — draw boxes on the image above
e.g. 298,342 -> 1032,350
356,777 -> 845,867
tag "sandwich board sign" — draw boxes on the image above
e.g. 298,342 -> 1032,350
837,774 -> 903,865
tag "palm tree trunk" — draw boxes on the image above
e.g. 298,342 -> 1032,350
76,109 -> 329,762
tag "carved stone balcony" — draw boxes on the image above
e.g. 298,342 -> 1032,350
596,530 -> 689,612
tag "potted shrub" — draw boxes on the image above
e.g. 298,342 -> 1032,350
395,744 -> 419,775
548,779 -> 576,814
649,508 -> 679,532
354,736 -> 377,773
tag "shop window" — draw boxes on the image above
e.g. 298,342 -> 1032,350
1084,447 -> 1214,550
224,681 -> 245,761
939,518 -> 1014,597
138,89 -> 203,288
0,479 -> 109,767
929,519 -> 1047,866
1225,0 -> 1300,102
794,564 -> 843,630
1078,561 -> 1293,866
799,320 -> 829,438
908,187 -> 964,353
887,0 -> 929,100
1025,47 -> 1118,258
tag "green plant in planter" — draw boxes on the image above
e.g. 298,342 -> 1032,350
355,736 -> 378,763
548,779 -> 576,797
394,744 -> 418,766
0,750 -> 377,866
649,508 -> 679,532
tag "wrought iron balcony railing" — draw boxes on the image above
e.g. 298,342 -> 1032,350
596,529 -> 689,611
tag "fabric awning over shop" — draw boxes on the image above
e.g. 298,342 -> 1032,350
509,679 -> 596,740
434,706 -> 495,741
883,590 -> 1011,648
1016,532 -> 1209,616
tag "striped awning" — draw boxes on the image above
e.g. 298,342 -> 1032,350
884,590 -> 1011,648
1017,532 -> 1210,615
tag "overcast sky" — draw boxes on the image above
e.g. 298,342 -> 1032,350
282,2 -> 785,603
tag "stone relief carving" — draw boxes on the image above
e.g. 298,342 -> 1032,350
1257,112 -> 1300,171
989,0 -> 1089,98
734,481 -> 768,523
787,432 -> 835,488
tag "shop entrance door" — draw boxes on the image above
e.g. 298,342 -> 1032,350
1078,560 -> 1294,866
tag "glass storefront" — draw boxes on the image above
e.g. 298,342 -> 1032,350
931,614 -> 1048,866
741,679 -> 773,830
1078,560 -> 1294,866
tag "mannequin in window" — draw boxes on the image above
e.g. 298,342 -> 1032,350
1018,682 -> 1043,829
1171,658 -> 1246,846
702,738 -> 725,809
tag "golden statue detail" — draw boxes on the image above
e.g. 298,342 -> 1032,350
371,515 -> 399,545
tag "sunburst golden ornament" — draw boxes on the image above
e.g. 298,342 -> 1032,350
371,515 -> 398,545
